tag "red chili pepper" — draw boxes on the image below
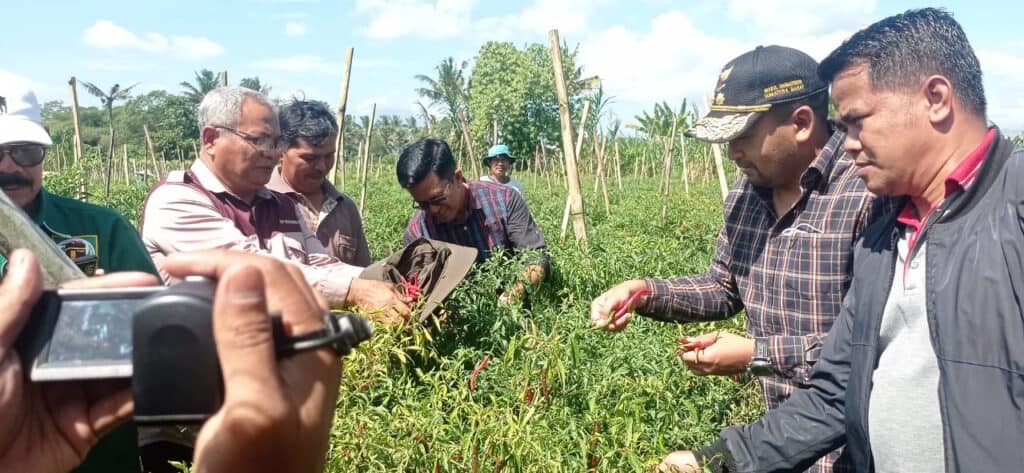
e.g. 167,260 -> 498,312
401,273 -> 421,301
523,385 -> 534,405
677,335 -> 718,356
611,288 -> 652,323
468,354 -> 490,391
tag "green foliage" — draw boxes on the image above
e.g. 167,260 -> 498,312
467,41 -> 585,163
1013,131 -> 1024,147
632,100 -> 698,138
180,69 -> 220,105
239,76 -> 271,95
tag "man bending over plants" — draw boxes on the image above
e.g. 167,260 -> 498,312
591,45 -> 889,473
397,137 -> 548,304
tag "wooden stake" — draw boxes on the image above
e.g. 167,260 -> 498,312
711,143 -> 730,201
143,125 -> 159,178
219,71 -> 228,87
661,115 -> 678,223
680,133 -> 690,194
613,139 -> 623,190
358,103 -> 376,214
559,98 -> 591,242
67,77 -> 83,165
550,29 -> 587,243
456,108 -> 481,178
122,144 -> 130,184
596,134 -> 610,215
330,47 -> 354,189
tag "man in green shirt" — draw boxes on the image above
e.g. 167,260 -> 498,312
1,81 -> 158,472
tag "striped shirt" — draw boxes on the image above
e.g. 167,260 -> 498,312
639,131 -> 889,473
403,180 -> 547,266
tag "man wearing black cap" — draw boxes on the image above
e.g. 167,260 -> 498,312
592,46 -> 888,473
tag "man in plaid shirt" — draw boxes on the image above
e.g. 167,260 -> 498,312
591,46 -> 886,473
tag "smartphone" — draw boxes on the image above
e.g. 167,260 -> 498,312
18,286 -> 167,381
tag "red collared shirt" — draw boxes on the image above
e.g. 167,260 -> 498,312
896,128 -> 997,253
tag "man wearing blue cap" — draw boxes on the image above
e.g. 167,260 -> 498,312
480,144 -> 524,195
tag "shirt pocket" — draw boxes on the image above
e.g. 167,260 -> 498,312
780,232 -> 852,308
266,232 -> 309,263
329,232 -> 357,263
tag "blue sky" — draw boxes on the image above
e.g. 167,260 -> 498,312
2,0 -> 1022,134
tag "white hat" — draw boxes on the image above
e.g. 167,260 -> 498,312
0,81 -> 53,146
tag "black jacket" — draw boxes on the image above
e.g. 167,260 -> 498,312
700,133 -> 1024,472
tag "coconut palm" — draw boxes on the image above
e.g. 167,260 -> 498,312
78,80 -> 138,198
414,57 -> 470,129
239,76 -> 272,95
180,69 -> 220,105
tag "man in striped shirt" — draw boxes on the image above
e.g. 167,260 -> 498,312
398,138 -> 549,303
591,46 -> 887,473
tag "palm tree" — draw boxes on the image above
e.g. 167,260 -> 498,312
79,80 -> 138,198
239,76 -> 272,95
414,57 -> 470,129
180,69 -> 219,105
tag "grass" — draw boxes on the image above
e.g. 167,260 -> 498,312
44,163 -> 763,472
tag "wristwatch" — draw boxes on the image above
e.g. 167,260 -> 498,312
747,337 -> 774,377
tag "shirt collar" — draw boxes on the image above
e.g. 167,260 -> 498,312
799,128 -> 846,191
466,180 -> 484,210
191,159 -> 274,201
266,166 -> 345,203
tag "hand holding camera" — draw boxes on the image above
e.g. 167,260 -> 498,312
1,249 -> 369,473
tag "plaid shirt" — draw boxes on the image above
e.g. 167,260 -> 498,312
403,180 -> 547,266
640,131 -> 890,473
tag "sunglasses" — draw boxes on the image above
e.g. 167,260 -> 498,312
0,144 -> 47,167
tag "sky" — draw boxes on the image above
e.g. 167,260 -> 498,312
2,0 -> 1022,135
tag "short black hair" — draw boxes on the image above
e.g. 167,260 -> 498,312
819,8 -> 985,117
396,137 -> 457,188
278,99 -> 338,147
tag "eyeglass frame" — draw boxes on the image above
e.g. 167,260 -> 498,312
412,181 -> 453,210
0,143 -> 47,167
211,125 -> 285,153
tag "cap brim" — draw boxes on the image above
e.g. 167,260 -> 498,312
684,111 -> 763,144
0,118 -> 52,146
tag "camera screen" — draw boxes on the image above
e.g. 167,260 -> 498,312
45,299 -> 139,364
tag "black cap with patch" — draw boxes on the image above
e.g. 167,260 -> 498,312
686,45 -> 828,143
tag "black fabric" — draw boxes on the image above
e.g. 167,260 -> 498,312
710,45 -> 827,112
714,132 -> 1024,472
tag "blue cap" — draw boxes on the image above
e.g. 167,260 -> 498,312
486,144 -> 512,159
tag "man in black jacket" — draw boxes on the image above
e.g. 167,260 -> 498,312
659,8 -> 1024,473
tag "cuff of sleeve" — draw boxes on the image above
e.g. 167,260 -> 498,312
767,335 -> 823,382
694,438 -> 738,473
638,278 -> 669,315
313,263 -> 363,308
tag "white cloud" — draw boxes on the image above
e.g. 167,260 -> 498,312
727,0 -> 876,37
284,21 -> 308,36
356,0 -> 475,40
978,48 -> 1024,133
579,11 -> 747,115
82,20 -> 224,60
253,55 -> 337,74
475,0 -> 603,39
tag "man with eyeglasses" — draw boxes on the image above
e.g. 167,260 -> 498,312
398,137 -> 549,303
141,87 -> 409,323
1,81 -> 160,473
267,99 -> 370,266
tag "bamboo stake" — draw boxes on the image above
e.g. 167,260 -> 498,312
456,108 -> 480,178
143,125 -> 159,177
661,115 -> 679,223
122,144 -> 130,184
596,134 -> 610,216
67,77 -> 83,165
219,71 -> 228,87
330,47 -> 354,189
711,143 -> 730,200
680,133 -> 690,194
358,103 -> 376,214
559,98 -> 591,241
550,29 -> 587,243
613,139 -> 622,190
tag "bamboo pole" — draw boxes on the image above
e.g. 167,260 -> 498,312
596,134 -> 610,216
330,47 -> 354,189
680,133 -> 690,194
358,103 -> 376,214
711,143 -> 730,201
67,77 -> 83,165
550,29 -> 587,243
122,144 -> 130,184
613,139 -> 623,190
559,98 -> 591,241
219,71 -> 228,87
456,108 -> 481,178
661,115 -> 679,223
143,125 -> 159,178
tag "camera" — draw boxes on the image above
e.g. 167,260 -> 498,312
15,276 -> 373,424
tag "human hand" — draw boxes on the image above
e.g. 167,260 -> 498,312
161,250 -> 344,473
657,450 -> 701,472
677,332 -> 753,376
590,279 -> 649,331
346,278 -> 412,325
0,249 -> 157,473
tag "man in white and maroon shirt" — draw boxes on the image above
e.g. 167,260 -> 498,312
141,87 -> 408,320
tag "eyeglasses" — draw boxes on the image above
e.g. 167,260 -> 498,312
212,125 -> 285,153
412,181 -> 452,210
0,144 -> 47,167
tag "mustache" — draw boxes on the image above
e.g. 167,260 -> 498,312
0,173 -> 33,187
